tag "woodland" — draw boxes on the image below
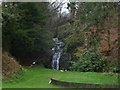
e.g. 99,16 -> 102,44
2,1 -> 120,88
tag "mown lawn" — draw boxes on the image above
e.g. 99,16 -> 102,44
3,67 -> 119,88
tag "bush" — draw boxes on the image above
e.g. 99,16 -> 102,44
103,56 -> 120,73
70,48 -> 106,72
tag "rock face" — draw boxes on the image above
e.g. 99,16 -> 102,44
51,38 -> 71,70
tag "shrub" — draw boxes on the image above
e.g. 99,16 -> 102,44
103,56 -> 120,73
70,48 -> 106,72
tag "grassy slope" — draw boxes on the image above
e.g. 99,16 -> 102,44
3,67 -> 119,88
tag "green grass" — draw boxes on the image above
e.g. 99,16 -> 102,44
3,67 -> 119,88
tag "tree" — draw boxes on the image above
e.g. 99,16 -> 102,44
2,2 -> 53,65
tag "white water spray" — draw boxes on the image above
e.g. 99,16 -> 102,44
51,38 -> 63,70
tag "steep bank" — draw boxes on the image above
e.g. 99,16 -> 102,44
2,51 -> 23,81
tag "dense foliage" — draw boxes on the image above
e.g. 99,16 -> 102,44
70,48 -> 106,72
2,2 -> 53,65
2,2 -> 119,73
63,28 -> 85,52
60,2 -> 119,72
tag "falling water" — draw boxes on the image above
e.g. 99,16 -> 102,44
51,38 -> 63,70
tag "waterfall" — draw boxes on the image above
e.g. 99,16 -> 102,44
51,38 -> 63,70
